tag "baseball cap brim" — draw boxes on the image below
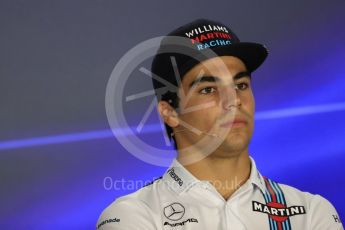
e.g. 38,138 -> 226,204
212,42 -> 268,73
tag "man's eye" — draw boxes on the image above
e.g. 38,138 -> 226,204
236,82 -> 249,90
199,87 -> 217,94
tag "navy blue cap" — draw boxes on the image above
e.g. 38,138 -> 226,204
151,18 -> 268,98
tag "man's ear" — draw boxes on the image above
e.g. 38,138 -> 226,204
157,101 -> 179,128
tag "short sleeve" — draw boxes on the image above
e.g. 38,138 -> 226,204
96,198 -> 156,230
309,194 -> 343,230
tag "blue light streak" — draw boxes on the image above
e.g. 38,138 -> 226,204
1,102 -> 344,151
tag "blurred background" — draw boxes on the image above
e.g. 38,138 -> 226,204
1,0 -> 344,229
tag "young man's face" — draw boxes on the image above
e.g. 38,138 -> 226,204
174,56 -> 255,154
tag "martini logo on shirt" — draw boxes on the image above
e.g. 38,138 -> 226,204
252,201 -> 306,222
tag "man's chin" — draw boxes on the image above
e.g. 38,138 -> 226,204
219,134 -> 249,153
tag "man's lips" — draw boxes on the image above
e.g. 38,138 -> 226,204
220,118 -> 247,128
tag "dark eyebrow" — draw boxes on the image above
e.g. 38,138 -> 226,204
188,76 -> 220,89
188,71 -> 251,89
233,71 -> 251,80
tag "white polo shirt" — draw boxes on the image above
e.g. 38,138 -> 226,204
97,156 -> 343,230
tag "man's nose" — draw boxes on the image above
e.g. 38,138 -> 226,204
221,85 -> 241,110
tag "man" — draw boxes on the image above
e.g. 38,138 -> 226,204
97,18 -> 343,229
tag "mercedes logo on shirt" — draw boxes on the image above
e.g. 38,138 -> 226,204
164,202 -> 185,221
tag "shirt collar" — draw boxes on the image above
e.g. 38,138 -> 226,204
162,156 -> 267,195
248,156 -> 267,194
162,158 -> 200,194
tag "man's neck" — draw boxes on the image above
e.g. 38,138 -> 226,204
177,149 -> 251,201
